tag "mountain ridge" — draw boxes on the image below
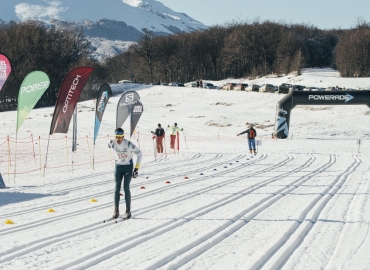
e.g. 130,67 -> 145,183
0,0 -> 208,60
1,0 -> 207,35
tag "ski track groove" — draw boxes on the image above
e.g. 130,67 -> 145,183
0,153 -> 328,268
49,153 -> 319,269
344,167 -> 370,262
0,153 -> 248,238
8,152 -> 169,194
136,154 -> 336,270
0,153 -> 222,218
0,153 -> 240,227
0,153 -> 204,207
323,156 -> 367,269
0,153 -> 259,263
0,153 -> 279,265
1,152 -> 201,203
255,155 -> 362,270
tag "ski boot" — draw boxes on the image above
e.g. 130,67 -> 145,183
112,207 -> 119,219
123,208 -> 131,220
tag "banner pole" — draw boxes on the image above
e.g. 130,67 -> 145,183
7,136 -> 10,183
72,151 -> 74,174
43,134 -> 51,177
72,106 -> 77,152
7,135 -> 11,166
31,134 -> 36,164
86,135 -> 92,169
39,136 -> 42,176
14,132 -> 18,184
93,143 -> 95,170
66,136 -> 69,173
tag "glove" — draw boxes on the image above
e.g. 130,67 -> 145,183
181,128 -> 184,131
133,168 -> 138,178
108,139 -> 114,148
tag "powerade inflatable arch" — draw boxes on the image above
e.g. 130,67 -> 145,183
274,90 -> 370,139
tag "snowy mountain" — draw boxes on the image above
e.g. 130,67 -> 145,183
0,0 -> 208,60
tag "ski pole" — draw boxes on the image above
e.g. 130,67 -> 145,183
184,131 -> 188,149
137,131 -> 140,149
164,136 -> 167,156
152,136 -> 157,160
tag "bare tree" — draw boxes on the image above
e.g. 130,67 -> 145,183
292,48 -> 305,75
336,21 -> 370,77
0,21 -> 92,111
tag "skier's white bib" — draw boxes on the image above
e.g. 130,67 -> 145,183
109,139 -> 142,167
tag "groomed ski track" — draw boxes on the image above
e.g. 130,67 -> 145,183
1,152 -> 369,270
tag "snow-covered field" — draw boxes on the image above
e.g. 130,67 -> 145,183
1,68 -> 370,269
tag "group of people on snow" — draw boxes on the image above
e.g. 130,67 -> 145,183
108,122 -> 256,220
150,122 -> 184,153
196,79 -> 203,88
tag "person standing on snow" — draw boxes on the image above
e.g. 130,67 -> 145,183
237,124 -> 257,154
167,122 -> 183,149
151,123 -> 165,153
108,128 -> 142,220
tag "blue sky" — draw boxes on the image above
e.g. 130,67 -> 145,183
159,0 -> 370,29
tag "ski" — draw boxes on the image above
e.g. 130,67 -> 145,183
115,214 -> 131,223
103,217 -> 129,223
115,217 -> 129,223
103,217 -> 118,223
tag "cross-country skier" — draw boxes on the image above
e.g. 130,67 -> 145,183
237,124 -> 257,154
167,123 -> 183,149
108,128 -> 142,220
151,123 -> 165,153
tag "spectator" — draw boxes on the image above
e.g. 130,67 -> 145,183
151,123 -> 165,153
237,124 -> 257,154
167,123 -> 183,149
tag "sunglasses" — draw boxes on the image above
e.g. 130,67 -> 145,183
115,135 -> 124,138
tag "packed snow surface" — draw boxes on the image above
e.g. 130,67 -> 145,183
1,68 -> 370,269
